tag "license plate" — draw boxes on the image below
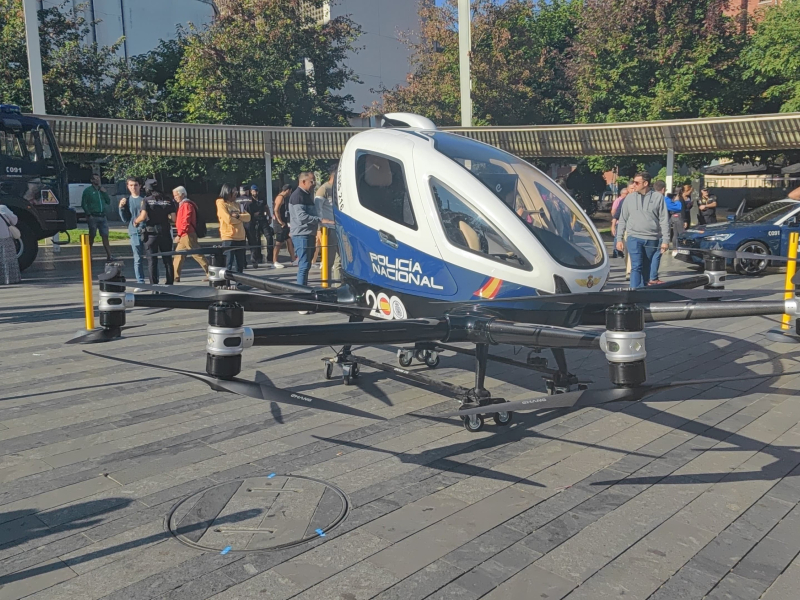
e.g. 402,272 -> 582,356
677,249 -> 690,255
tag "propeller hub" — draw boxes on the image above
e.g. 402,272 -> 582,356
206,302 -> 249,380
604,304 -> 646,387
703,255 -> 726,290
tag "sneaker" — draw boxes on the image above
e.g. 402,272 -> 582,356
202,276 -> 209,282
273,262 -> 285,269
671,250 -> 678,258
252,262 -> 259,269
174,277 -> 180,282
297,310 -> 311,315
312,263 -> 321,269
133,288 -> 144,293
292,260 -> 299,267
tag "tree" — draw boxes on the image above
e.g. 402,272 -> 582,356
0,0 -> 123,116
174,0 -> 361,127
742,0 -> 800,113
379,0 -> 578,126
569,0 -> 748,123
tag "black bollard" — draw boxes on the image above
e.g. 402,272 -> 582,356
603,303 -> 647,387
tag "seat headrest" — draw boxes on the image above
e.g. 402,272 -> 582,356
364,155 -> 393,188
458,220 -> 482,251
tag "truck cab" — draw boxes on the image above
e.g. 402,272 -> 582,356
0,104 -> 76,270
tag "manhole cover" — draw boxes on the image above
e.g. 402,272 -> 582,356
167,475 -> 348,552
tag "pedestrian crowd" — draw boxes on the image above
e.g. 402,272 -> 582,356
612,173 -> 719,288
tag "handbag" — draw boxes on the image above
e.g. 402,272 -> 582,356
0,213 -> 20,240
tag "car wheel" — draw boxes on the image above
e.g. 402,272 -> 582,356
734,241 -> 769,276
14,219 -> 39,272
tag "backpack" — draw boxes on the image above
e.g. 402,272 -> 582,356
188,200 -> 207,238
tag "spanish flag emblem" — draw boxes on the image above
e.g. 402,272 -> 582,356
474,277 -> 502,299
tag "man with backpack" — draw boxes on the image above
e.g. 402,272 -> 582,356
172,186 -> 209,281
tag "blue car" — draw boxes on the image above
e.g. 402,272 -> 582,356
676,199 -> 800,276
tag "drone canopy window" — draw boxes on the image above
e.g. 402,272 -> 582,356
355,151 -> 417,230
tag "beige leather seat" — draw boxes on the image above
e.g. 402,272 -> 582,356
364,155 -> 392,187
458,220 -> 482,251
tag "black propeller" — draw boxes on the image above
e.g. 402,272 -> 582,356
66,324 -> 145,344
443,369 -> 800,418
123,282 -> 372,314
82,351 -> 383,420
146,245 -> 263,258
435,287 -> 753,307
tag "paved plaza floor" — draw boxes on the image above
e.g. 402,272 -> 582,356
2,248 -> 800,600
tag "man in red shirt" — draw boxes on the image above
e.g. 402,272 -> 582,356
172,186 -> 209,281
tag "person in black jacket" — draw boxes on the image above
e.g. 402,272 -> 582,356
250,185 -> 272,268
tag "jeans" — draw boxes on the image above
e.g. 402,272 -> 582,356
130,238 -> 145,283
223,240 -> 246,273
143,230 -> 174,284
649,243 -> 662,283
293,234 -> 315,286
626,236 -> 659,289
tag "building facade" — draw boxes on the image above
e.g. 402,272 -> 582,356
40,0 -> 420,114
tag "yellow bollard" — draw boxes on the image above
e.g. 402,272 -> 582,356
320,226 -> 329,289
81,234 -> 95,331
782,231 -> 799,330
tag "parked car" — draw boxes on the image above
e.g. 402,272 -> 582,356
676,199 -> 800,276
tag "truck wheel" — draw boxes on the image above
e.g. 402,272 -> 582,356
14,220 -> 39,272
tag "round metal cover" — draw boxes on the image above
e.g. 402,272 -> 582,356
167,475 -> 348,552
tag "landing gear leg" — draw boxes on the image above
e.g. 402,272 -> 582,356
459,343 -> 512,432
542,348 -> 585,395
323,314 -> 363,384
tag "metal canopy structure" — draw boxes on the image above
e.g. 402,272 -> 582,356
38,111 -> 800,160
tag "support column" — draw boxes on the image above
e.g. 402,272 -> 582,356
665,147 -> 675,193
22,0 -> 46,114
458,0 -> 472,127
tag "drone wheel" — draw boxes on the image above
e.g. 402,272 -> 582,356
424,352 -> 439,368
324,362 -> 334,380
463,414 -> 484,433
398,352 -> 413,368
414,349 -> 426,362
352,363 -> 360,378
492,410 -> 513,426
343,373 -> 352,386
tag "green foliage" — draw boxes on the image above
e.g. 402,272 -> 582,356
742,0 -> 800,112
379,0 -> 578,126
570,0 -> 749,123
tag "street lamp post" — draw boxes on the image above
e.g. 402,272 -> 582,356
458,0 -> 472,127
21,0 -> 46,115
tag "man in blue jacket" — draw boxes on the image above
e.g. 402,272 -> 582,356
614,172 -> 670,288
289,172 -> 334,290
118,177 -> 146,290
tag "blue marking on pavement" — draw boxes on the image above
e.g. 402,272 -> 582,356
220,546 -> 232,555
315,528 -> 326,537
267,473 -> 276,478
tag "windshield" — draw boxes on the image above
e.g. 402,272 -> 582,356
428,132 -> 604,269
738,201 -> 798,224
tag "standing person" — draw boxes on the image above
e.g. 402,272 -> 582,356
172,186 -> 209,282
235,185 -> 260,269
0,204 -> 21,284
250,185 -> 273,268
612,182 -> 635,278
217,183 -> 250,273
271,184 -> 294,269
118,177 -> 146,290
698,188 -> 718,224
134,183 -> 177,285
665,186 -> 686,254
610,184 -> 632,258
81,174 -> 114,261
313,165 -> 341,283
681,184 -> 695,227
614,172 -> 669,289
289,172 -> 334,289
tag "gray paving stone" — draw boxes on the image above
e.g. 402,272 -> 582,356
452,567 -> 498,596
727,495 -> 794,541
372,559 -> 465,600
732,536 -> 797,586
706,572 -> 768,600
441,525 -> 526,571
647,566 -> 721,600
520,510 -> 596,555
690,530 -> 756,576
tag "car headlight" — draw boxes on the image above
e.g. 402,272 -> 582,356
704,234 -> 734,242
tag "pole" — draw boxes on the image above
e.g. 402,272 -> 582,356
665,147 -> 675,194
458,0 -> 472,127
264,151 -> 273,214
320,226 -> 329,289
782,231 -> 799,330
81,234 -> 95,331
21,0 -> 46,114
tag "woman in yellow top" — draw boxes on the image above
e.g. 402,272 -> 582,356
216,183 -> 251,273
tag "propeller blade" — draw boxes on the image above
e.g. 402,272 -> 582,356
66,324 -> 145,344
445,367 -> 800,417
82,351 -> 383,420
121,282 -> 370,314
146,245 -> 263,258
436,288 -> 743,307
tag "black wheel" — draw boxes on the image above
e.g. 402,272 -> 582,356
424,352 -> 439,368
398,353 -> 413,367
351,363 -> 360,378
343,373 -> 352,386
734,241 -> 769,276
414,349 -> 426,362
324,362 -> 334,380
462,413 -> 484,433
14,219 -> 38,272
492,410 -> 513,426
